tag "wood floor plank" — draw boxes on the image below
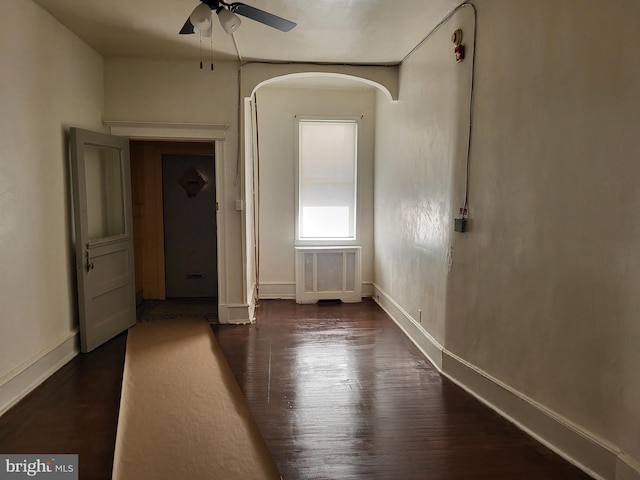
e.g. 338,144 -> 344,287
0,332 -> 126,480
212,299 -> 592,480
0,300 -> 593,479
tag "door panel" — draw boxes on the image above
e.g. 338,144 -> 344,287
70,128 -> 136,353
84,144 -> 126,239
162,154 -> 217,298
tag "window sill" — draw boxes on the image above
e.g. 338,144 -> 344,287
295,238 -> 359,247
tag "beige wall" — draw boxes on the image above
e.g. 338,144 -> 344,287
374,6 -> 474,350
374,1 -> 640,477
104,58 -> 238,126
255,86 -> 376,298
448,0 -> 640,469
0,0 -> 104,411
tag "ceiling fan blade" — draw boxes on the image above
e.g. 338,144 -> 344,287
228,3 -> 296,32
179,18 -> 195,34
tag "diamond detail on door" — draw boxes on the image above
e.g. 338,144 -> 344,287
177,166 -> 207,198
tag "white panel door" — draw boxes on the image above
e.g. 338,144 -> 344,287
70,128 -> 136,353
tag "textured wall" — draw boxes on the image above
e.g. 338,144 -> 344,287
446,0 -> 640,465
375,0 -> 640,471
0,0 -> 104,391
374,6 -> 475,346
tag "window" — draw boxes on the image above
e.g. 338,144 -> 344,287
297,119 -> 358,241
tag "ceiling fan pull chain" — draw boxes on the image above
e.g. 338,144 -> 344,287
199,31 -> 204,69
211,31 -> 219,72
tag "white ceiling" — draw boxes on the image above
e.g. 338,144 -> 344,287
32,0 -> 463,65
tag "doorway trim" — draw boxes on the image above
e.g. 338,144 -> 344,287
105,121 -> 229,141
105,121 -> 244,323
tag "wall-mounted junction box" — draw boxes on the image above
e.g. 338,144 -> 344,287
454,218 -> 467,233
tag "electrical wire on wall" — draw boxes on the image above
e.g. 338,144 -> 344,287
402,2 -> 477,228
209,32 -> 215,71
251,92 -> 261,304
233,32 -> 244,188
462,3 -> 477,220
233,45 -> 262,304
234,58 -> 243,187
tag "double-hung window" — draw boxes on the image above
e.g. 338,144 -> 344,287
296,118 -> 359,242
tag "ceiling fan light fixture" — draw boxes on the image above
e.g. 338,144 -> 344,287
217,8 -> 242,34
190,3 -> 212,31
200,24 -> 213,37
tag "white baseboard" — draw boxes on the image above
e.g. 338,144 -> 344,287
218,303 -> 254,324
259,282 -> 374,301
441,349 -> 617,480
617,455 -> 640,480
372,283 -> 639,480
258,282 -> 296,300
372,285 -> 443,370
0,330 -> 79,417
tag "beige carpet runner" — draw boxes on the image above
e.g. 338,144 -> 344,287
112,317 -> 280,480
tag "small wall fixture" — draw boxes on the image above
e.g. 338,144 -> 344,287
451,28 -> 465,62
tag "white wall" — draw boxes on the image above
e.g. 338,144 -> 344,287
374,1 -> 640,478
374,7 -> 473,355
447,0 -> 640,476
0,0 -> 105,413
104,58 -> 249,320
255,86 -> 376,298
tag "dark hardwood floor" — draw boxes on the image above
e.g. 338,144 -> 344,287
0,300 -> 592,479
212,299 -> 592,480
0,332 -> 126,480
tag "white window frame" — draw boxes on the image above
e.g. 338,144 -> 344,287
295,115 -> 361,246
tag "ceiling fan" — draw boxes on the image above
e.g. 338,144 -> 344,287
180,0 -> 297,36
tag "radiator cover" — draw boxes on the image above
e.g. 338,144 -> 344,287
295,246 -> 362,304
